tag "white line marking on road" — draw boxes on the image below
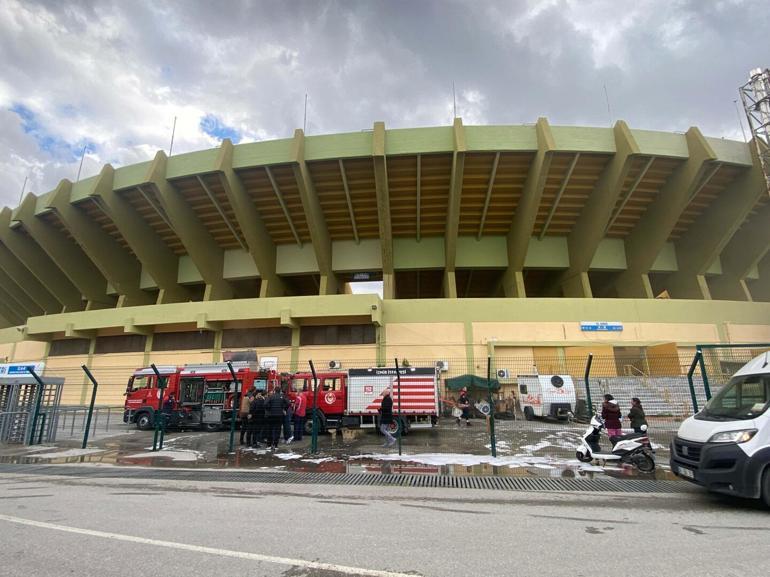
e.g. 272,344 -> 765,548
0,513 -> 418,577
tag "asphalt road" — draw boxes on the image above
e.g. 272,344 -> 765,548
0,471 -> 768,577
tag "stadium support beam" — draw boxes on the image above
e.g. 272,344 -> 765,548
444,118 -> 466,283
373,121 -> 395,299
12,193 -> 114,309
665,146 -> 768,300
748,253 -> 770,302
0,240 -> 60,313
291,128 -> 338,296
0,267 -> 41,318
477,152 -> 500,239
615,127 -> 718,299
46,179 -> 154,308
502,117 -> 555,297
0,285 -> 24,326
709,202 -> 770,301
90,165 -> 191,304
561,121 -> 641,297
145,151 -> 233,301
216,139 -> 285,298
0,208 -> 82,312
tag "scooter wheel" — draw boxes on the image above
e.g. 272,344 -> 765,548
576,450 -> 592,463
631,452 -> 655,473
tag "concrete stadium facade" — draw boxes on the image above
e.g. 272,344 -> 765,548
0,119 -> 769,402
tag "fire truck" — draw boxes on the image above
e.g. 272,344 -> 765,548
123,362 -> 282,431
291,367 -> 440,435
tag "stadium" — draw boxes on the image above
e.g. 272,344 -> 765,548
0,118 -> 768,404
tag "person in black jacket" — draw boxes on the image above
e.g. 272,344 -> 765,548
379,388 -> 396,448
248,390 -> 266,447
266,387 -> 288,450
628,397 -> 648,434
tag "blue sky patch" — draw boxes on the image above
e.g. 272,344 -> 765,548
10,103 -> 95,162
199,114 -> 241,143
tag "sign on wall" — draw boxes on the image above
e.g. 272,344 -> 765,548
0,362 -> 45,376
580,322 -> 623,332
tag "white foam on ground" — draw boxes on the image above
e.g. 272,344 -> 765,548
349,452 -> 608,472
301,457 -> 336,464
274,452 -> 303,461
122,449 -> 205,462
30,448 -> 106,459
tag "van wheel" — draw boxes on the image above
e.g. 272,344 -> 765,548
203,423 -> 220,432
761,468 -> 770,509
524,406 -> 535,421
136,412 -> 153,431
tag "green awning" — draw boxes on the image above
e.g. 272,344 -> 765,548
445,374 -> 500,391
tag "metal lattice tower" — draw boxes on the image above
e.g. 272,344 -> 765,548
739,68 -> 770,193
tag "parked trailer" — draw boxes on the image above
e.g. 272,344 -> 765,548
516,374 -> 576,421
293,367 -> 440,435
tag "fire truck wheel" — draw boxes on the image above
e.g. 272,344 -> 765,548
388,419 -> 403,436
203,423 -> 220,432
135,412 -> 153,431
305,413 -> 326,435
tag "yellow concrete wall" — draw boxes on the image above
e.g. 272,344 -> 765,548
472,321 -> 722,345
0,343 -> 13,362
725,323 -> 770,343
12,341 -> 47,361
297,345 -> 379,369
90,353 -> 146,405
386,322 -> 466,362
45,355 -> 91,405
146,349 -> 215,366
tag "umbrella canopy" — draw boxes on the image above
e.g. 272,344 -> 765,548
445,374 -> 500,391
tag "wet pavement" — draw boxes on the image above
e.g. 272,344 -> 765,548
0,417 -> 681,483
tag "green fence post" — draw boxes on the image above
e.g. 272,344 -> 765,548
26,368 -> 47,445
394,358 -> 402,456
487,356 -> 497,458
80,365 -> 99,449
696,346 -> 712,400
583,353 -> 594,416
309,360 -> 318,455
686,351 -> 701,413
226,361 -> 240,454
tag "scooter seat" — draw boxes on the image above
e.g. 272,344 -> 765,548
609,432 -> 646,444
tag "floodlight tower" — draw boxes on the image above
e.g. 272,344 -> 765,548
739,68 -> 770,193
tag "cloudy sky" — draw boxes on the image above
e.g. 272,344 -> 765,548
0,0 -> 768,208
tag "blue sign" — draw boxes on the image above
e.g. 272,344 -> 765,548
8,365 -> 33,375
580,322 -> 623,332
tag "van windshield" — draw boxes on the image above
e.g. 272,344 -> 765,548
698,375 -> 770,421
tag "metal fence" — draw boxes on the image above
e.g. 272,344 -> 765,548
0,377 -> 63,444
39,351 -> 708,464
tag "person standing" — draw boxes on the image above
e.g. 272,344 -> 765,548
628,397 -> 648,434
239,388 -> 254,445
457,387 -> 471,427
283,387 -> 295,444
248,390 -> 266,447
601,394 -> 622,438
266,386 -> 288,450
293,390 -> 306,441
379,388 -> 396,448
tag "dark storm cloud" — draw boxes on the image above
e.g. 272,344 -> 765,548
1,0 -> 768,206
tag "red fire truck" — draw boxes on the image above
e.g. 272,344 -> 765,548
291,367 -> 440,435
123,362 -> 282,431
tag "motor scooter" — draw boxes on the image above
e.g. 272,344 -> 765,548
576,414 -> 655,472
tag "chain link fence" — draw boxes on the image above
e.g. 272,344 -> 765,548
36,350 -> 712,465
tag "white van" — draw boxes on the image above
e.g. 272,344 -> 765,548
670,352 -> 770,506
